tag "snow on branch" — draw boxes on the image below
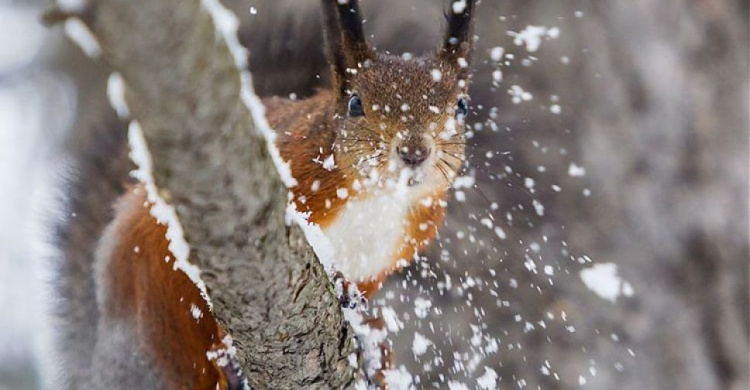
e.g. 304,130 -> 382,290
53,0 -> 365,387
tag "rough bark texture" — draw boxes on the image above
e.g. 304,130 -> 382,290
80,0 -> 362,387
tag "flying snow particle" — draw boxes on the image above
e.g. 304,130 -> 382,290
412,332 -> 433,357
322,154 -> 336,171
451,0 -> 467,14
524,177 -> 535,190
490,46 -> 505,62
448,381 -> 470,390
414,297 -> 432,319
477,367 -> 499,390
508,85 -> 533,104
524,257 -> 538,273
383,366 -> 413,389
532,199 -> 545,216
579,263 -> 635,302
568,162 -> 586,177
190,304 -> 203,320
380,307 -> 404,332
431,69 -> 442,82
453,175 -> 475,189
508,25 -> 560,52
622,281 -> 634,297
492,70 -> 503,83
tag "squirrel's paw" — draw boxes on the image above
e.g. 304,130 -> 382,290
333,271 -> 367,310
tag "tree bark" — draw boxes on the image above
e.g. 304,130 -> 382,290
80,0 -> 362,387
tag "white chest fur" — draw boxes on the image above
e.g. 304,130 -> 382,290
322,192 -> 411,282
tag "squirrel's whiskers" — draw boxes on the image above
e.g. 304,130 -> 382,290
264,0 -> 476,298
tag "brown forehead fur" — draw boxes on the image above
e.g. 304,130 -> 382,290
351,53 -> 464,123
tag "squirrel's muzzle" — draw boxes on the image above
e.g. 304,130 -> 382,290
397,137 -> 431,167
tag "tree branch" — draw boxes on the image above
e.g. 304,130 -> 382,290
81,0 -> 362,387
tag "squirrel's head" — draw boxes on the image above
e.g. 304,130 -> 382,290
323,0 -> 475,195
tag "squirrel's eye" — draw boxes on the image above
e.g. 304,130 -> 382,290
348,95 -> 365,117
456,97 -> 469,117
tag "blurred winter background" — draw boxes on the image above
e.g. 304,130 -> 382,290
0,0 -> 747,389
0,1 -> 68,388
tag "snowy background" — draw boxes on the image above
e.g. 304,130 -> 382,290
0,0 -> 747,389
0,1 -> 72,388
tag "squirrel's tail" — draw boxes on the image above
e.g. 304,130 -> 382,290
52,112 -> 131,388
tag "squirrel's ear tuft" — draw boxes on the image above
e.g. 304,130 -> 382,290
321,0 -> 373,97
438,0 -> 476,82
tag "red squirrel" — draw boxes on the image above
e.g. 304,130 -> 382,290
56,0 -> 474,388
265,0 -> 474,298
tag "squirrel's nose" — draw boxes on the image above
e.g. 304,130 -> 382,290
398,144 -> 430,167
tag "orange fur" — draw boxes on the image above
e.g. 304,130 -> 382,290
264,92 -> 355,228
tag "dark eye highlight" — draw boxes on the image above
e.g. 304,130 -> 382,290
456,97 -> 469,117
348,95 -> 365,117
